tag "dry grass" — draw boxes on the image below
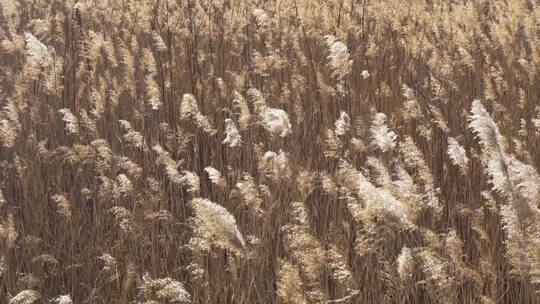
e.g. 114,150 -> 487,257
0,0 -> 539,303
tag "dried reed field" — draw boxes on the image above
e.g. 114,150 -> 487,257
0,0 -> 540,303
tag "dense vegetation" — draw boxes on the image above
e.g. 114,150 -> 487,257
0,0 -> 539,303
